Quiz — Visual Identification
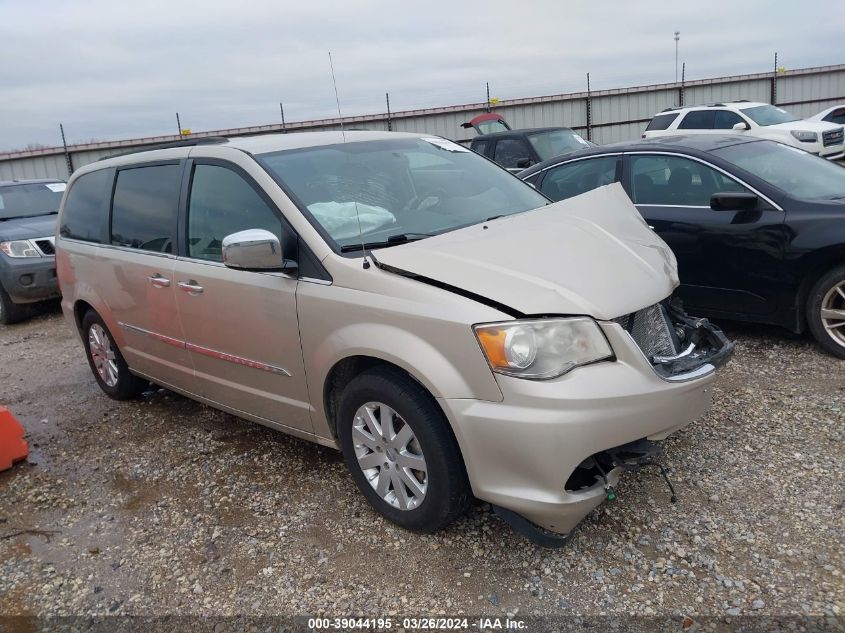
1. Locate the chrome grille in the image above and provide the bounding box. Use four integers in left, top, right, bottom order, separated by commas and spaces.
823, 127, 844, 147
614, 303, 677, 361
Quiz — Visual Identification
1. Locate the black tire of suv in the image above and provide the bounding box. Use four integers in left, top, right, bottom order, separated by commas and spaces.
806, 264, 845, 359
337, 366, 471, 533
0, 284, 28, 325
81, 310, 147, 399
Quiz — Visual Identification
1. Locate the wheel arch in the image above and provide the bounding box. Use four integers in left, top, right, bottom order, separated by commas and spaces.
323, 355, 440, 442
795, 245, 845, 332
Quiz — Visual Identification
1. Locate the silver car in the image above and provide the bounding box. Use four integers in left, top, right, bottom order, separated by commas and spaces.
56, 131, 731, 545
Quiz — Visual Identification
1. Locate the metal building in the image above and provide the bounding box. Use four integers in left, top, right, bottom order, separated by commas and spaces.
1, 63, 843, 181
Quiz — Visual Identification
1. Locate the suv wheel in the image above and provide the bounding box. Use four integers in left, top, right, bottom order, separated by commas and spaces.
81, 310, 147, 399
807, 265, 845, 359
0, 285, 27, 325
337, 366, 470, 533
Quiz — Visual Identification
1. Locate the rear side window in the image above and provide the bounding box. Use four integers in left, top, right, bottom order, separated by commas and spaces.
111, 164, 181, 253
678, 110, 716, 130
645, 113, 679, 131
60, 169, 113, 243
539, 156, 618, 201
187, 164, 282, 262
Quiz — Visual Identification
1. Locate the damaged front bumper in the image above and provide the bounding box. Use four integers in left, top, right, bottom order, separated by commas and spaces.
443, 300, 733, 548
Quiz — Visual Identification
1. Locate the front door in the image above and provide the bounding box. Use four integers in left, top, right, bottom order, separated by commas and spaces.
624, 152, 787, 316
173, 160, 312, 433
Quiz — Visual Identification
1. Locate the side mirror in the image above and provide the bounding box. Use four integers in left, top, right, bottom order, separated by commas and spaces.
732, 121, 750, 131
222, 229, 296, 272
710, 192, 758, 211
516, 158, 534, 169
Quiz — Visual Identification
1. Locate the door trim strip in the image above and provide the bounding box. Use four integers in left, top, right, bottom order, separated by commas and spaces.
118, 322, 292, 376
185, 342, 292, 376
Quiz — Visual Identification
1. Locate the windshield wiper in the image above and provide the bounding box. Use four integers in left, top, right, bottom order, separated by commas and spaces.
340, 232, 434, 253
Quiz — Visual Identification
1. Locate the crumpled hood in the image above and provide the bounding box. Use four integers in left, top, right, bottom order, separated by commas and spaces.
0, 214, 57, 241
373, 183, 679, 320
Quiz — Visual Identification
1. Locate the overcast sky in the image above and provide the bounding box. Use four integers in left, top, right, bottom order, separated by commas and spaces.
1, 0, 843, 151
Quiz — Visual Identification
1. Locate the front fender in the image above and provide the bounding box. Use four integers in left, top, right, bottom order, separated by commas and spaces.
296, 280, 505, 439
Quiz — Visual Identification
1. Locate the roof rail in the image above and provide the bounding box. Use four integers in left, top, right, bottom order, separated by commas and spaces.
660, 107, 680, 113
97, 136, 229, 161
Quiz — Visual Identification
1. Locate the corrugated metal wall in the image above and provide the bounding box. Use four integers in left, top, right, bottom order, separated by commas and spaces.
2, 64, 843, 181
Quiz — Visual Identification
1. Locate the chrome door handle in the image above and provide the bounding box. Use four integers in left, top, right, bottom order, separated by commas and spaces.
147, 274, 171, 288
177, 280, 204, 294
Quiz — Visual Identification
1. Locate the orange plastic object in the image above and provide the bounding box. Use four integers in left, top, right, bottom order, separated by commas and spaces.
0, 406, 28, 471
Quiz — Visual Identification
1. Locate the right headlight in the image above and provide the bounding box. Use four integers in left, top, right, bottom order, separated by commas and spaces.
474, 317, 613, 380
790, 130, 818, 143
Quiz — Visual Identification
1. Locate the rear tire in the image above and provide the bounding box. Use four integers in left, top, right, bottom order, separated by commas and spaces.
337, 366, 471, 533
806, 264, 845, 359
0, 285, 28, 325
81, 310, 147, 399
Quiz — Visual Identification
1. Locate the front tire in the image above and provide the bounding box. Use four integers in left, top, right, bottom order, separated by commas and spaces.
81, 310, 147, 399
0, 285, 28, 325
806, 265, 845, 359
337, 366, 470, 533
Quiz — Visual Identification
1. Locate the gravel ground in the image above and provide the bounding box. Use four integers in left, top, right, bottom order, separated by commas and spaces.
0, 306, 843, 623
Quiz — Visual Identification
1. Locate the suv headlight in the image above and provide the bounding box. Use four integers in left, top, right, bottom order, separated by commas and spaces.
790, 130, 818, 143
474, 317, 613, 380
0, 240, 42, 258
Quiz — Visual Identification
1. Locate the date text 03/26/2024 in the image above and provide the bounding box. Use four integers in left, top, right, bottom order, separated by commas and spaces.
307, 617, 528, 630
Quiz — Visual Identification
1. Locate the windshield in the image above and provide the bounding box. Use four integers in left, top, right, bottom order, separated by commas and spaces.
739, 104, 799, 127
257, 137, 548, 250
713, 140, 845, 200
527, 129, 592, 161
0, 182, 65, 220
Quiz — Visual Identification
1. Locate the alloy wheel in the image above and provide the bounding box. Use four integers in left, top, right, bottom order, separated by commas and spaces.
88, 323, 119, 387
352, 401, 428, 510
821, 281, 845, 348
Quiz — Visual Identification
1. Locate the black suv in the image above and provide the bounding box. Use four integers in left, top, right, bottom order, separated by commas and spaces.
0, 179, 65, 324
470, 127, 594, 173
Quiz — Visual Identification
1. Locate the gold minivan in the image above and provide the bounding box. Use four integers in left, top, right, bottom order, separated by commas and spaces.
56, 131, 732, 546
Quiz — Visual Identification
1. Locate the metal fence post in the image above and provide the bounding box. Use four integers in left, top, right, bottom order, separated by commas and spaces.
771, 52, 778, 105
59, 123, 73, 177
680, 62, 686, 107
486, 82, 491, 113
386, 93, 392, 131
585, 73, 592, 142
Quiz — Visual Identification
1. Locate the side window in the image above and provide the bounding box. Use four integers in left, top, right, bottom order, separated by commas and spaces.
111, 164, 181, 253
60, 169, 113, 243
645, 112, 679, 131
493, 139, 531, 169
472, 140, 489, 157
187, 164, 282, 262
714, 110, 745, 129
824, 108, 845, 125
678, 110, 716, 130
539, 156, 618, 202
630, 155, 748, 207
